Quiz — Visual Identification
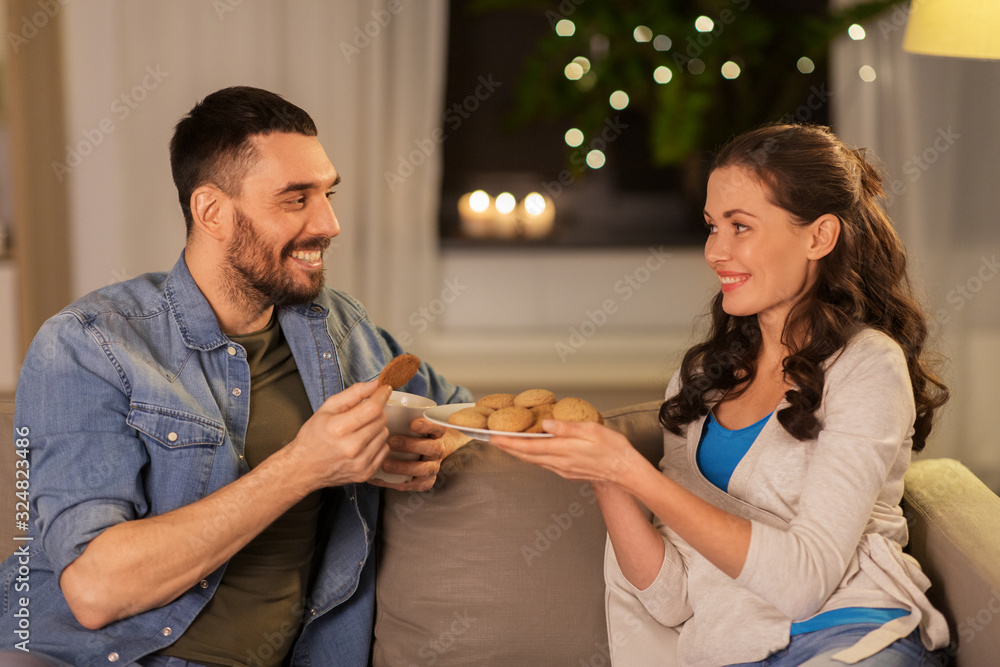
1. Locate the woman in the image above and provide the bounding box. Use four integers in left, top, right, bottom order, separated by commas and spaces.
491, 124, 950, 666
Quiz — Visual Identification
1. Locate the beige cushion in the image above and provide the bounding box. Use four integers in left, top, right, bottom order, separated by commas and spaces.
373, 401, 665, 666
903, 458, 1000, 667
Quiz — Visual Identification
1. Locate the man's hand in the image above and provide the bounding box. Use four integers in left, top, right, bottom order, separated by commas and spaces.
366, 418, 458, 492
286, 380, 393, 491
60, 379, 395, 630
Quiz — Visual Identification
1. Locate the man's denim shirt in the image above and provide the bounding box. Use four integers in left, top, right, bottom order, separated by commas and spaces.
0, 252, 470, 666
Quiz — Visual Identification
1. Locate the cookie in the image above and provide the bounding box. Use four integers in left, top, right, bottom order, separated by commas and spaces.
470, 406, 495, 416
448, 407, 489, 429
525, 403, 556, 433
532, 403, 555, 419
552, 397, 602, 423
487, 406, 535, 433
513, 388, 557, 409
476, 393, 516, 410
377, 354, 421, 389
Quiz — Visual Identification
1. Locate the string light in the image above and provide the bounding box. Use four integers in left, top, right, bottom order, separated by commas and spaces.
859, 65, 877, 82
848, 24, 866, 40
564, 62, 584, 80
586, 150, 606, 169
653, 35, 672, 51
797, 57, 815, 74
653, 66, 673, 84
633, 26, 653, 42
721, 61, 741, 79
609, 90, 629, 110
555, 19, 575, 37
564, 128, 584, 147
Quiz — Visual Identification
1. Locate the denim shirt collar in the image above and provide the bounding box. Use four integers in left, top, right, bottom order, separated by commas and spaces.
164, 250, 329, 352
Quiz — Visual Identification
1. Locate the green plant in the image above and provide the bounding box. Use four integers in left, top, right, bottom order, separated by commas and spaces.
471, 0, 903, 167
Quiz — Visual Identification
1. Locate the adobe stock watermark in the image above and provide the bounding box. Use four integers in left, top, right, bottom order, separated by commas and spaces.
778, 84, 830, 125
212, 0, 244, 20
542, 115, 629, 200
395, 276, 469, 347
955, 588, 1000, 652
875, 0, 931, 39
580, 631, 630, 667
409, 610, 477, 665
384, 74, 502, 191
928, 253, 998, 335
743, 85, 832, 169
598, 606, 660, 667
883, 127, 960, 208
544, 0, 586, 27
556, 246, 672, 363
7, 0, 71, 53
244, 617, 298, 667
240, 598, 324, 666
670, 0, 751, 74
340, 0, 411, 63
521, 482, 597, 566
918, 587, 1000, 665
389, 443, 478, 523
51, 65, 170, 183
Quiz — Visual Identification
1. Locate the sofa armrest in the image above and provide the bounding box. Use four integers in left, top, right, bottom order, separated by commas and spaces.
903, 458, 1000, 666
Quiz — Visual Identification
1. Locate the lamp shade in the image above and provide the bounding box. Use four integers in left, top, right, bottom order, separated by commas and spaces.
903, 0, 1000, 59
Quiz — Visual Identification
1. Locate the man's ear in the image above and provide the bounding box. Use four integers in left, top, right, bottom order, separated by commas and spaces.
806, 214, 841, 260
190, 185, 230, 242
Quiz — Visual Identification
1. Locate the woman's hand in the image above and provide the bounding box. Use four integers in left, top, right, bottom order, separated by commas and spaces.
489, 419, 649, 486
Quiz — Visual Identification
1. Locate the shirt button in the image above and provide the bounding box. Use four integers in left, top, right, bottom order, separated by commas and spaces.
310, 608, 318, 616
239, 454, 245, 461
167, 432, 178, 442
232, 388, 242, 397
199, 579, 209, 588
227, 346, 237, 356
322, 351, 332, 360
161, 627, 172, 637
107, 653, 119, 662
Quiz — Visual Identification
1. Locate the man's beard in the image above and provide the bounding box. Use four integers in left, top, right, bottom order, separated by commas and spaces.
222, 206, 330, 311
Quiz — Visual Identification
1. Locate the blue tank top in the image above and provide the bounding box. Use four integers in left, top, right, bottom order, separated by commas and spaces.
697, 410, 907, 635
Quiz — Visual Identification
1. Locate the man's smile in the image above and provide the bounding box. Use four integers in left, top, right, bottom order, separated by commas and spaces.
289, 249, 323, 268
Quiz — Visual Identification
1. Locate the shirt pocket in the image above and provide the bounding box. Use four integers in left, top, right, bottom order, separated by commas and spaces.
127, 403, 226, 512
127, 403, 224, 448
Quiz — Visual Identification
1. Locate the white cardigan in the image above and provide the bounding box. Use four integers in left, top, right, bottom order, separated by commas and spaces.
623, 329, 949, 666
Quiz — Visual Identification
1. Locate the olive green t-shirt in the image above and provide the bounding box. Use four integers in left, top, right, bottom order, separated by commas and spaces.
158, 313, 321, 667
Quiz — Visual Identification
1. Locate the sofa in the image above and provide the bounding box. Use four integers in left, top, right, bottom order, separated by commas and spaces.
3, 398, 1000, 666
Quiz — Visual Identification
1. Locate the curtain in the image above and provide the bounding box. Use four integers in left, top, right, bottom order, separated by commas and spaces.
60, 0, 449, 337
831, 6, 1000, 490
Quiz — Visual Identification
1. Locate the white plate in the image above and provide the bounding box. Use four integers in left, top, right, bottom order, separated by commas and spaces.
423, 403, 554, 442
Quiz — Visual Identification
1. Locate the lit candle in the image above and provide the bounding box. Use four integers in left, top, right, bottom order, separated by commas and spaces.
493, 192, 518, 238
517, 192, 555, 238
457, 190, 493, 238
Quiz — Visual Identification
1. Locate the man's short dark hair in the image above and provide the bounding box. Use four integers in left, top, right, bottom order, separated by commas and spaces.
170, 86, 318, 235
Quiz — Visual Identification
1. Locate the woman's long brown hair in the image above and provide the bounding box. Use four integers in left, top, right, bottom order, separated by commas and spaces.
660, 124, 948, 451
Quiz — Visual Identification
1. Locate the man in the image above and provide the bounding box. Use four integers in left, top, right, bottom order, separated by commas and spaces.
0, 86, 470, 666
